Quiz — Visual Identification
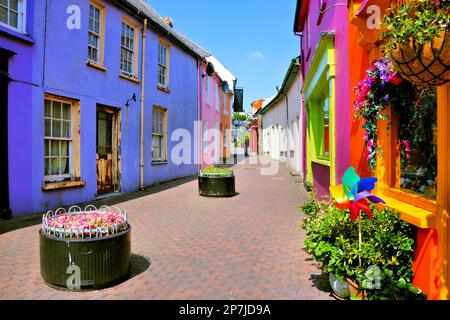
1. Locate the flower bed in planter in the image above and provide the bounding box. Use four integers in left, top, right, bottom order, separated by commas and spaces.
198, 166, 236, 197
40, 205, 131, 290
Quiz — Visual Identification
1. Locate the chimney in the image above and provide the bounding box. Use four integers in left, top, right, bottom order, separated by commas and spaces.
163, 17, 173, 28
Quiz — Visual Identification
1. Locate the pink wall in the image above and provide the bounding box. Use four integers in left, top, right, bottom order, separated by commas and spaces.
199, 62, 221, 168
299, 0, 351, 185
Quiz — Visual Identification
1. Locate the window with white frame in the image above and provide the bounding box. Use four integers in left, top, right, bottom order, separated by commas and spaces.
0, 0, 26, 33
88, 2, 103, 64
44, 98, 73, 182
120, 21, 136, 76
152, 107, 166, 162
158, 41, 169, 89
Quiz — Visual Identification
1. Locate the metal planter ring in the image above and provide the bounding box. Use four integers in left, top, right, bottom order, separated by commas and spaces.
39, 205, 131, 290
198, 173, 236, 197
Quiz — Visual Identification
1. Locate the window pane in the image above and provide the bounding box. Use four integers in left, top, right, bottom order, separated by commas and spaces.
61, 157, 70, 175
9, 12, 17, 28
0, 0, 7, 7
53, 120, 61, 138
61, 141, 69, 156
45, 100, 52, 117
45, 119, 51, 137
10, 0, 18, 11
0, 7, 6, 24
51, 140, 59, 156
45, 158, 51, 176
44, 140, 50, 156
51, 158, 58, 175
62, 104, 71, 120
62, 121, 70, 138
53, 101, 62, 119
398, 90, 437, 199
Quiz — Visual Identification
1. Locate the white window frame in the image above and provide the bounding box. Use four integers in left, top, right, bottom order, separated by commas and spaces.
152, 107, 167, 162
120, 20, 136, 76
0, 0, 26, 33
44, 97, 73, 182
88, 2, 103, 64
158, 41, 170, 89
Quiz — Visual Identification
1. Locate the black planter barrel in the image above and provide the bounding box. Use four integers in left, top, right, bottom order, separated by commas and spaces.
40, 227, 131, 289
198, 175, 236, 197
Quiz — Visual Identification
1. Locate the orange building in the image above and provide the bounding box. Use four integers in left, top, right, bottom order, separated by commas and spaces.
348, 0, 450, 300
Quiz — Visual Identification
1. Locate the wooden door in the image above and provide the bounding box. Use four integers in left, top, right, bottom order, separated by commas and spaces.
96, 110, 113, 195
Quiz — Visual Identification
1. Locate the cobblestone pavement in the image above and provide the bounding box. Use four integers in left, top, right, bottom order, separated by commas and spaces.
0, 156, 332, 300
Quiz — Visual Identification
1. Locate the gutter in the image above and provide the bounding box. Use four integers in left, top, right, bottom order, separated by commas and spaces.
115, 0, 204, 60
139, 18, 147, 191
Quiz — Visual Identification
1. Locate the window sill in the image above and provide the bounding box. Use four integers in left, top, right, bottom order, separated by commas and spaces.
118, 73, 140, 84
152, 161, 168, 166
158, 85, 170, 94
42, 180, 86, 192
377, 195, 438, 229
311, 158, 330, 167
0, 24, 34, 44
87, 60, 107, 72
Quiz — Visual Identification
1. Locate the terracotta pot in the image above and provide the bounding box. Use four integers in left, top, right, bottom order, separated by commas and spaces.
389, 31, 450, 86
347, 278, 366, 299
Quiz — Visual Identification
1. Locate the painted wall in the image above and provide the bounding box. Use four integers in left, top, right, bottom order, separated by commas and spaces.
260, 71, 303, 175
5, 0, 200, 216
199, 67, 221, 167
299, 0, 351, 188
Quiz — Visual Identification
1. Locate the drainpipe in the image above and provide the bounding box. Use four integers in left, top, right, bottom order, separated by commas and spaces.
139, 19, 147, 191
197, 59, 204, 172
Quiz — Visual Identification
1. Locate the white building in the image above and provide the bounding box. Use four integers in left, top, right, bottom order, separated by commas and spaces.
256, 57, 304, 177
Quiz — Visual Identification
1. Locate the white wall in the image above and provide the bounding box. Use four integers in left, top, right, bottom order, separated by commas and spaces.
261, 72, 303, 176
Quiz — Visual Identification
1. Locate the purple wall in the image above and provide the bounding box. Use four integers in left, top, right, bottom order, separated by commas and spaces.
312, 162, 330, 199
2, 0, 200, 216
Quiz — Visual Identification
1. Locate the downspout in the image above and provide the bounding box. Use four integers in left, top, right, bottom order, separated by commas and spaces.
197, 59, 203, 172
139, 19, 147, 191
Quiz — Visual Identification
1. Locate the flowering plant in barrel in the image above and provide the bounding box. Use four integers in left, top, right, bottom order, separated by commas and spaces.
40, 205, 131, 290
198, 166, 236, 197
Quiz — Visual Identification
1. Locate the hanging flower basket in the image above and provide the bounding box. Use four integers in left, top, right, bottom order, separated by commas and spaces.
389, 31, 450, 86
382, 1, 450, 87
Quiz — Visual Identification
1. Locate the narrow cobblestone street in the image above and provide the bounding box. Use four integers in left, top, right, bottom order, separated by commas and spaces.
0, 157, 332, 300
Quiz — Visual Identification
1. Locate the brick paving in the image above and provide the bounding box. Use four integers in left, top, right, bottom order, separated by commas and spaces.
0, 156, 332, 300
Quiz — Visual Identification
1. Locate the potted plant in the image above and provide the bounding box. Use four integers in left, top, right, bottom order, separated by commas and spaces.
382, 0, 449, 86
40, 205, 131, 290
198, 165, 236, 197
301, 168, 425, 300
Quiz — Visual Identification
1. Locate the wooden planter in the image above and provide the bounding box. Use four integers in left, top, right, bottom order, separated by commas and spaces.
389, 31, 450, 86
40, 227, 131, 290
198, 175, 236, 197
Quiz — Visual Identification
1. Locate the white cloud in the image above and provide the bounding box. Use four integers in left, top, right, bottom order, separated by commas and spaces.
247, 51, 264, 60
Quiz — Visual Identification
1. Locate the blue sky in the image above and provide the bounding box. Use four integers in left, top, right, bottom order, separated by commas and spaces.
149, 0, 300, 112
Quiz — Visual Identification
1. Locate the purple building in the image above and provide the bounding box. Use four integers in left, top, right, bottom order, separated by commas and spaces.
1, 0, 215, 217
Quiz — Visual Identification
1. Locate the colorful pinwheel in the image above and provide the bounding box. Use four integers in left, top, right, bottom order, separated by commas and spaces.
330, 167, 386, 266
330, 167, 385, 221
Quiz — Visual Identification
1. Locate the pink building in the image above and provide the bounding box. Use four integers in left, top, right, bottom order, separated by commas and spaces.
198, 56, 236, 169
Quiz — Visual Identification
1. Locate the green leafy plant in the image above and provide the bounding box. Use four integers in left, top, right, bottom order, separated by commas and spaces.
200, 165, 234, 177
382, 0, 449, 56
300, 194, 425, 300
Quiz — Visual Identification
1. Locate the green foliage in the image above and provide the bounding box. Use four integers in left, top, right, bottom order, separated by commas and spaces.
382, 0, 449, 55
232, 113, 249, 122
200, 165, 233, 177
300, 194, 425, 300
